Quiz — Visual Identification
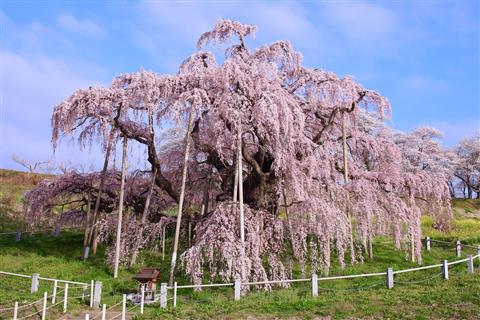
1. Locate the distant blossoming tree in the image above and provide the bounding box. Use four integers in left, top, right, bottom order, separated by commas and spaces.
24, 19, 451, 285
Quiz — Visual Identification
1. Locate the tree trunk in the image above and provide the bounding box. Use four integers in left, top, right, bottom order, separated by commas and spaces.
113, 136, 128, 279
130, 169, 157, 266
200, 167, 211, 215
342, 113, 355, 265
168, 112, 194, 286
88, 128, 115, 256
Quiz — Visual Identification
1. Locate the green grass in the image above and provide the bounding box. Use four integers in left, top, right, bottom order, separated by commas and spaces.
0, 169, 479, 319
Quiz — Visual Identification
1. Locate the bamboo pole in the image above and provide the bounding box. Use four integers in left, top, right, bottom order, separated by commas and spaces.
342, 113, 355, 264
162, 225, 166, 261
237, 116, 245, 244
233, 153, 238, 203
169, 112, 194, 286
113, 136, 128, 279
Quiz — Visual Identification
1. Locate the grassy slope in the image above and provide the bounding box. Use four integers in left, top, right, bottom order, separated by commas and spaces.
0, 169, 479, 319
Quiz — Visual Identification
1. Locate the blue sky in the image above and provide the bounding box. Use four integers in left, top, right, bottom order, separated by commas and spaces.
1, 1, 479, 171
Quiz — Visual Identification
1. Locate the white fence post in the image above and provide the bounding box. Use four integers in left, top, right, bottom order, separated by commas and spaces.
426, 237, 431, 251
85, 314, 90, 320
52, 280, 58, 304
101, 304, 106, 320
121, 294, 126, 320
90, 280, 94, 307
160, 283, 167, 308
93, 281, 102, 308
140, 284, 146, 313
234, 279, 241, 301
467, 255, 474, 273
15, 231, 21, 242
41, 291, 47, 320
311, 274, 318, 297
31, 273, 40, 293
82, 284, 88, 301
63, 283, 69, 313
83, 246, 90, 260
387, 268, 394, 289
173, 282, 177, 308
456, 240, 461, 257
13, 301, 18, 320
442, 260, 449, 280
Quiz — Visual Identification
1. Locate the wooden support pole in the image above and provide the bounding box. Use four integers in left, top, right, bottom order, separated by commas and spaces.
237, 117, 244, 244
169, 111, 194, 286
162, 226, 166, 261
113, 136, 128, 279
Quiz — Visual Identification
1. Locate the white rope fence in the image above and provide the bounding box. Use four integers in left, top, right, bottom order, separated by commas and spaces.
1, 237, 479, 317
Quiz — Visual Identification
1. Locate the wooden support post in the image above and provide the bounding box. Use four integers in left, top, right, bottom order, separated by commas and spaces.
386, 268, 394, 289
140, 284, 145, 314
234, 279, 241, 301
93, 281, 102, 308
311, 274, 318, 297
169, 111, 194, 286
456, 240, 461, 258
160, 283, 167, 308
15, 231, 21, 242
467, 255, 474, 273
63, 283, 69, 313
41, 291, 47, 320
442, 260, 449, 280
426, 237, 431, 251
31, 273, 39, 293
237, 118, 244, 245
52, 280, 58, 304
101, 304, 106, 320
121, 294, 126, 320
172, 282, 178, 308
13, 301, 18, 320
162, 226, 166, 261
85, 314, 89, 320
113, 137, 128, 279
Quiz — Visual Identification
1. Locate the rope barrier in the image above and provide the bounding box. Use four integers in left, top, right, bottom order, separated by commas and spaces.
395, 272, 443, 284
317, 281, 384, 292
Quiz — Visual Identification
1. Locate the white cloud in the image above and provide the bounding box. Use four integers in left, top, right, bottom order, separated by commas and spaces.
2, 50, 106, 169
321, 2, 398, 42
57, 14, 105, 37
